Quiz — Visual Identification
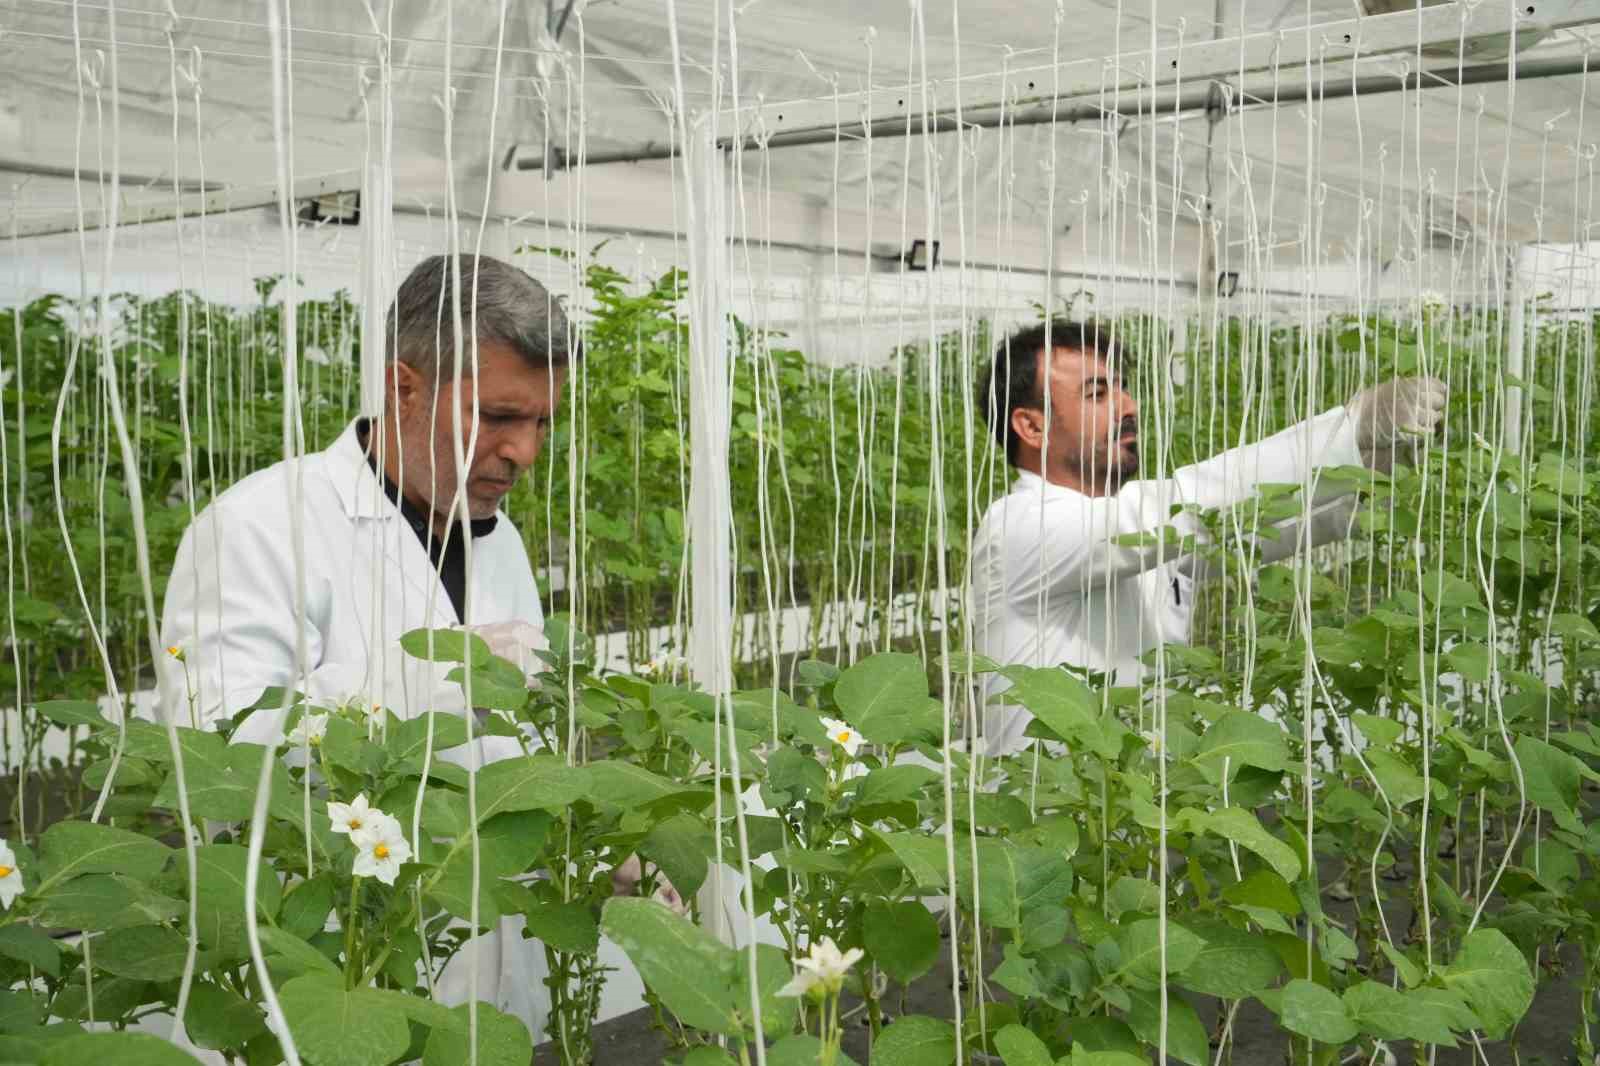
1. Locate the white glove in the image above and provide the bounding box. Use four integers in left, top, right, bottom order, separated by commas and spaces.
465, 620, 548, 675
1349, 376, 1447, 471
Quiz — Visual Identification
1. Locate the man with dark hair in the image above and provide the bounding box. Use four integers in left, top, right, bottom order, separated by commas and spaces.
970, 318, 1446, 754
159, 252, 576, 734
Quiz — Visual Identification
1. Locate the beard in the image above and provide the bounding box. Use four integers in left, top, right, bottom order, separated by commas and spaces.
1068, 417, 1140, 491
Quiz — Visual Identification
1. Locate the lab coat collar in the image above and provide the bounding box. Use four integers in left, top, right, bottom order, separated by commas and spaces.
326, 419, 397, 521
1012, 468, 1080, 499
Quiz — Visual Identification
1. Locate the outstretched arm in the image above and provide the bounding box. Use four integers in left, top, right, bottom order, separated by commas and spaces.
980, 406, 1363, 604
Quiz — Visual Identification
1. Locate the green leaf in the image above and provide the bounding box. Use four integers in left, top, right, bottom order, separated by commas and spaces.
1547, 612, 1600, 643
278, 874, 337, 941
1192, 711, 1288, 774
769, 1034, 860, 1066
152, 743, 302, 824
258, 927, 341, 979
384, 712, 471, 763
878, 831, 954, 891
1195, 807, 1302, 882
190, 844, 283, 956
422, 1002, 533, 1066
997, 666, 1117, 759
601, 897, 738, 1036
1115, 920, 1205, 987
1378, 942, 1421, 988
640, 813, 716, 899
0, 924, 62, 976
277, 975, 412, 1066
855, 765, 940, 806
1277, 979, 1358, 1046
1440, 928, 1534, 1039
1126, 988, 1209, 1066
1350, 713, 1403, 748
1365, 751, 1427, 808
834, 653, 936, 746
1407, 987, 1480, 1033
33, 874, 184, 931
732, 942, 802, 1040
39, 821, 171, 883
400, 627, 492, 666
992, 1024, 1054, 1066
582, 761, 706, 812
991, 943, 1045, 999
864, 900, 940, 985
0, 989, 42, 1031
1177, 922, 1282, 999
475, 756, 590, 820
89, 925, 191, 981
428, 810, 553, 926
40, 1032, 203, 1066
519, 899, 600, 955
183, 981, 268, 1051
1512, 736, 1589, 830
677, 1049, 738, 1066
1066, 1047, 1148, 1066
1422, 572, 1483, 611
870, 1015, 956, 1066
33, 701, 107, 729
962, 839, 1073, 930
1342, 981, 1456, 1045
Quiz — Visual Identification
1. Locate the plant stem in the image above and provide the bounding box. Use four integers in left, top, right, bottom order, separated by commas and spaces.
345, 875, 363, 987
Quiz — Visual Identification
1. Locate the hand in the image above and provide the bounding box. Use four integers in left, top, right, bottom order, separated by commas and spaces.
465, 620, 548, 674
611, 854, 689, 916
1349, 376, 1447, 471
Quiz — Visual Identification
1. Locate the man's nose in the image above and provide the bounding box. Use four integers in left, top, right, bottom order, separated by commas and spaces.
1119, 389, 1139, 421
499, 423, 545, 470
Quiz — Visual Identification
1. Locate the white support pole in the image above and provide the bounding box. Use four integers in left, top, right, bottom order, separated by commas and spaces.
1506, 246, 1527, 456
684, 116, 733, 698
359, 162, 395, 417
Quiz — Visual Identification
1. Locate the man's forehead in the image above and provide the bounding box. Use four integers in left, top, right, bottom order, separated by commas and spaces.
1042, 344, 1120, 384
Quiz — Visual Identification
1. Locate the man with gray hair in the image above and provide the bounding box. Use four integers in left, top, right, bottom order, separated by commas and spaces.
156, 253, 576, 1048
159, 252, 575, 737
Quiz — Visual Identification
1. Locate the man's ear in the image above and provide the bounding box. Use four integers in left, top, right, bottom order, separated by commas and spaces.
1010, 406, 1046, 450
385, 361, 428, 415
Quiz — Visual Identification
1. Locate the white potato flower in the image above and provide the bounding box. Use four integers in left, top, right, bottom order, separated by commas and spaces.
350, 813, 412, 885
819, 717, 862, 758
286, 713, 328, 748
777, 936, 864, 998
0, 840, 22, 909
327, 793, 375, 836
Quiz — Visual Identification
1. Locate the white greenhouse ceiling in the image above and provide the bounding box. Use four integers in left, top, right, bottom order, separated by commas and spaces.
3, 0, 1600, 297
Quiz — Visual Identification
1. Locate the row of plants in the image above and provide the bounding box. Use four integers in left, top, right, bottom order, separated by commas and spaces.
0, 507, 1592, 1066
1, 263, 1597, 1064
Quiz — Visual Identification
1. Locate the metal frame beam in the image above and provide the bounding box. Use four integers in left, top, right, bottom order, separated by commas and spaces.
510, 1, 1600, 171
0, 158, 219, 194
7, 169, 360, 241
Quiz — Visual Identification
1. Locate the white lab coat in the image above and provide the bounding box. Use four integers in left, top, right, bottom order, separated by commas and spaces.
969, 406, 1364, 754
156, 418, 549, 1037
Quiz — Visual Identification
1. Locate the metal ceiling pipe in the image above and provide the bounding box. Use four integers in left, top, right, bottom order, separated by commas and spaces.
0, 157, 220, 193
512, 52, 1598, 172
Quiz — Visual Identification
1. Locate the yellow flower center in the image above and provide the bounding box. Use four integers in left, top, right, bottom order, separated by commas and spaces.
0, 865, 12, 879
348, 818, 362, 831
166, 646, 179, 656
373, 843, 390, 860
837, 731, 852, 744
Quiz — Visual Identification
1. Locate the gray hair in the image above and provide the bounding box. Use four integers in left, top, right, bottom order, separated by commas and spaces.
385, 253, 577, 380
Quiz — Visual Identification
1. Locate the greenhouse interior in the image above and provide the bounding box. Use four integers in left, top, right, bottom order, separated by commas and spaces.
4, 0, 1600, 1064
